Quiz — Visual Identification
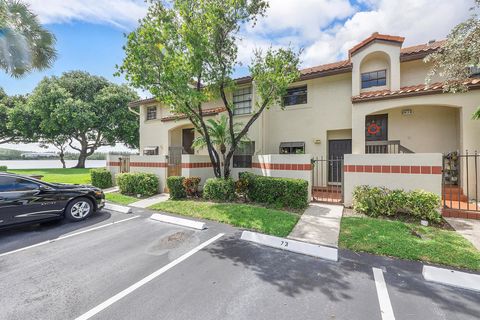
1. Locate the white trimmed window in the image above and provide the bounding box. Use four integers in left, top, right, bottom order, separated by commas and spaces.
146, 106, 157, 120
233, 87, 252, 115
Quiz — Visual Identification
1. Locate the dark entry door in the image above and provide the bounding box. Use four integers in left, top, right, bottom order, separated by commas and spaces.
365, 114, 388, 141
182, 128, 195, 154
328, 139, 352, 183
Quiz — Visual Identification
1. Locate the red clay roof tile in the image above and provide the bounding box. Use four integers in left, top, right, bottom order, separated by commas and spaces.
349, 32, 405, 57
352, 79, 480, 102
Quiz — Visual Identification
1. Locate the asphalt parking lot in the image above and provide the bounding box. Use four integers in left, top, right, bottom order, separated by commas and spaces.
0, 208, 479, 320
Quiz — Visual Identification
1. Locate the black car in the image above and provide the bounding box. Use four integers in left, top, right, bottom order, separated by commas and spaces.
0, 172, 105, 228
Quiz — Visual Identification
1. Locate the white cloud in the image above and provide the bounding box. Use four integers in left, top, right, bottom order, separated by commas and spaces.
239, 0, 475, 69
24, 0, 148, 29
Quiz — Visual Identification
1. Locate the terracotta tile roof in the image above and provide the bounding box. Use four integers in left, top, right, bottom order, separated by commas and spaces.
352, 79, 480, 102
129, 97, 158, 107
129, 36, 448, 107
349, 32, 405, 57
400, 40, 446, 55
300, 60, 352, 77
160, 107, 226, 122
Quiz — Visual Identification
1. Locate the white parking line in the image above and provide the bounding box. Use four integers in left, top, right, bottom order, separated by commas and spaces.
372, 267, 396, 320
75, 233, 224, 320
0, 215, 140, 258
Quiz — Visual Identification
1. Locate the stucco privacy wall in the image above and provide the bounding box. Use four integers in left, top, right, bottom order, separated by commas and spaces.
343, 153, 443, 206
181, 155, 215, 187
107, 154, 168, 192
253, 154, 313, 199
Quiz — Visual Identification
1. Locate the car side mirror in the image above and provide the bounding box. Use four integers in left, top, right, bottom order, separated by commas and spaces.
39, 185, 52, 191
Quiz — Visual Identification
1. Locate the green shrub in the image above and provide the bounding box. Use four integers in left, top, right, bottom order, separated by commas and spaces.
203, 178, 235, 202
249, 175, 308, 209
167, 176, 186, 199
0, 166, 7, 172
182, 177, 201, 197
90, 169, 113, 189
353, 185, 441, 221
353, 186, 401, 217
117, 172, 159, 197
405, 190, 442, 222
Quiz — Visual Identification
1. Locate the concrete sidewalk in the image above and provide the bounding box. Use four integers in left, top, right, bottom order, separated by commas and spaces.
445, 217, 480, 251
288, 203, 343, 247
130, 193, 169, 209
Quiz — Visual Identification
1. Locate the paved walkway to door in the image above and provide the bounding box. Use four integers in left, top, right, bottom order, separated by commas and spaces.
288, 203, 343, 247
445, 217, 480, 251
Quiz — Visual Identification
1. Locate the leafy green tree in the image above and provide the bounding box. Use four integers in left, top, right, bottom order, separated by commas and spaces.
20, 71, 139, 168
0, 87, 27, 144
425, 0, 480, 118
118, 0, 300, 178
0, 0, 57, 77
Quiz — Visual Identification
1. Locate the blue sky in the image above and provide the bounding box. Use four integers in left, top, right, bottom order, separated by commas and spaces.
1, 0, 476, 97
0, 0, 476, 152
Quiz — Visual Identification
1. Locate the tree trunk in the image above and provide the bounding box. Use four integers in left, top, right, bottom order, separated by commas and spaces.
75, 153, 87, 168
59, 152, 66, 168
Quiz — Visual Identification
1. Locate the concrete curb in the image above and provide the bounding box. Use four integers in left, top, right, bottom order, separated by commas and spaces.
240, 231, 338, 261
104, 202, 132, 214
422, 265, 480, 292
150, 213, 206, 230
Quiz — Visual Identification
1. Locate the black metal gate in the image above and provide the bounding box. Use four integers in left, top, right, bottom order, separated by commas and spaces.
312, 157, 344, 203
442, 151, 479, 212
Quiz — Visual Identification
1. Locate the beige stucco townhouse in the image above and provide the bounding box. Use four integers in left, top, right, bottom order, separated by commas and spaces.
121, 33, 480, 217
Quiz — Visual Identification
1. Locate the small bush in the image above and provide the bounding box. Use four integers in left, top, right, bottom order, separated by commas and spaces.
353, 185, 441, 221
182, 177, 201, 197
167, 176, 186, 199
0, 166, 7, 172
405, 190, 442, 222
235, 178, 249, 201
117, 172, 159, 197
90, 169, 113, 189
249, 175, 308, 209
203, 178, 235, 202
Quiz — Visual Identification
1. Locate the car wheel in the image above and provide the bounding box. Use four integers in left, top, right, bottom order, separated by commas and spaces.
65, 197, 93, 222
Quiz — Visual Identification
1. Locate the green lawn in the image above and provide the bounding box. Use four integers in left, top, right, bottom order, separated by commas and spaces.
151, 200, 299, 237
105, 192, 139, 205
339, 216, 480, 271
10, 168, 92, 185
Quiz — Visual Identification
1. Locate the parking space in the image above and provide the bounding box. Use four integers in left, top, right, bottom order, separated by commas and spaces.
0, 208, 479, 320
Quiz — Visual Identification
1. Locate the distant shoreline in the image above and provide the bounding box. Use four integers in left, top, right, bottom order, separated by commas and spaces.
0, 160, 106, 170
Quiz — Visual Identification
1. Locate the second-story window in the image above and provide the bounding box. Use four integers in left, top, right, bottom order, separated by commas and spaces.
146, 106, 157, 120
361, 70, 387, 89
283, 86, 307, 106
233, 87, 252, 115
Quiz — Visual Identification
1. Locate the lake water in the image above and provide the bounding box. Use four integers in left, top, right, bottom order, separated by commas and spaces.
0, 160, 106, 170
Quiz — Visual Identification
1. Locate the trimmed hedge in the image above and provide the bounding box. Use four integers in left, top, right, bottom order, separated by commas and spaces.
90, 169, 113, 189
244, 173, 309, 209
167, 176, 187, 199
353, 185, 441, 221
0, 166, 7, 172
203, 178, 235, 202
116, 172, 159, 197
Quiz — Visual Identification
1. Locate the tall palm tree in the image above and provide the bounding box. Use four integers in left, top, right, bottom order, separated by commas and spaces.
0, 0, 56, 77
192, 114, 249, 164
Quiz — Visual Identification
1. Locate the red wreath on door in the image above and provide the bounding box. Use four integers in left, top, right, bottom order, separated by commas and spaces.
367, 123, 381, 135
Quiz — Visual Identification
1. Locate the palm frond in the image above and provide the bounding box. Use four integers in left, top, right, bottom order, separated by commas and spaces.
0, 0, 57, 77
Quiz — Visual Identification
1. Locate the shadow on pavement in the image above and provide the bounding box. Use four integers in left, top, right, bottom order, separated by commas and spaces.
0, 210, 113, 254
205, 234, 480, 318
205, 234, 360, 301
